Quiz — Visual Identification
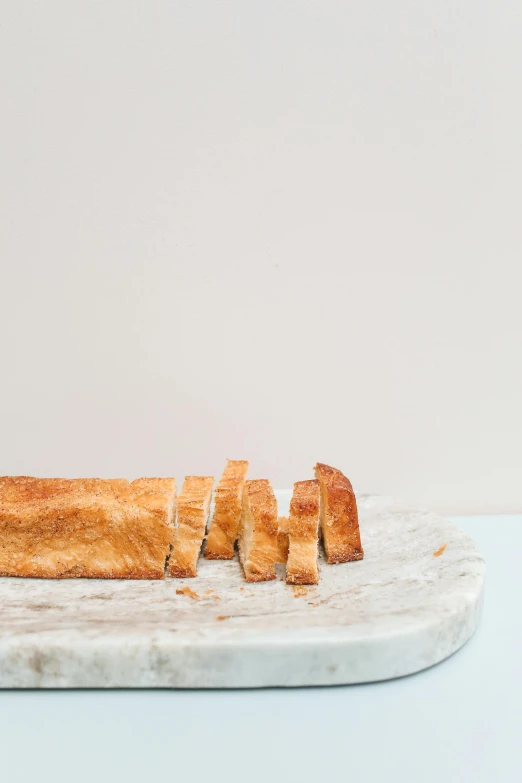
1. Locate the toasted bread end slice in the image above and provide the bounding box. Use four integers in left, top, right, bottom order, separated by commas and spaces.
315, 463, 363, 564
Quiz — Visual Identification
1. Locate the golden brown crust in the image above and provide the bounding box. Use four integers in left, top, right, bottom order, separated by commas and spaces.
0, 476, 177, 579
168, 476, 214, 578
314, 463, 363, 564
238, 479, 279, 582
204, 460, 248, 559
286, 480, 320, 585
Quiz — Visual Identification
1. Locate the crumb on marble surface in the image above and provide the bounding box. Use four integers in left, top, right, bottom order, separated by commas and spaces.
433, 543, 447, 557
176, 586, 199, 600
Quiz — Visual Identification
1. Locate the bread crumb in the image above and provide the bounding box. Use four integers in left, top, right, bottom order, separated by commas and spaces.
176, 586, 199, 600
292, 586, 308, 597
204, 589, 214, 595
240, 587, 245, 592
212, 595, 221, 601
216, 615, 229, 621
433, 543, 447, 557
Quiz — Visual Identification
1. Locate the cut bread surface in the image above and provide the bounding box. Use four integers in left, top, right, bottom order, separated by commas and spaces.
204, 459, 248, 560
276, 515, 289, 564
286, 479, 320, 585
169, 475, 214, 578
238, 479, 279, 582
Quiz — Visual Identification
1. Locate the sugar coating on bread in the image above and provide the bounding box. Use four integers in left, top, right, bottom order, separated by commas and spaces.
204, 460, 248, 560
314, 463, 363, 564
286, 479, 320, 585
238, 479, 279, 582
169, 476, 214, 578
0, 476, 177, 579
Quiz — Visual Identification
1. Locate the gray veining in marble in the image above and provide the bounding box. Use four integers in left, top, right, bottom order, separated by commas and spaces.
0, 493, 485, 688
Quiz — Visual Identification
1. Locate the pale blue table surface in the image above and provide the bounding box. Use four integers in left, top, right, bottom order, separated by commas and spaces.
0, 515, 520, 783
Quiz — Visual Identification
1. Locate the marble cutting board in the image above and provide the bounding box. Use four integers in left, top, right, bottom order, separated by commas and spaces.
0, 493, 485, 688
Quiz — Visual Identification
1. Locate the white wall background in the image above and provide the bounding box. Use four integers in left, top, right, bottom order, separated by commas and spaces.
1, 1, 521, 514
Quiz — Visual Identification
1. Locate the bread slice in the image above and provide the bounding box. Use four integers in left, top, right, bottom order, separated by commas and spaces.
204, 459, 249, 559
169, 476, 214, 578
286, 479, 320, 584
276, 515, 289, 563
238, 479, 279, 582
314, 463, 363, 564
0, 476, 177, 579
